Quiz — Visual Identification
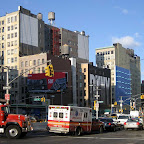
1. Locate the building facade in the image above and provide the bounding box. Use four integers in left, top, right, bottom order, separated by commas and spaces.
81, 63, 111, 112
95, 43, 141, 110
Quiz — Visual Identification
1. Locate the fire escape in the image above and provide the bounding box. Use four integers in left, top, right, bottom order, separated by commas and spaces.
52, 27, 60, 56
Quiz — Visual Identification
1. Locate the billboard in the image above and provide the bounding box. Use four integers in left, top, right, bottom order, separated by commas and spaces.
115, 66, 131, 104
27, 72, 66, 93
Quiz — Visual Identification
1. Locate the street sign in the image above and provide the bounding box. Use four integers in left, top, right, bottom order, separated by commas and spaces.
34, 98, 41, 101
98, 101, 103, 103
5, 94, 10, 100
3, 86, 11, 90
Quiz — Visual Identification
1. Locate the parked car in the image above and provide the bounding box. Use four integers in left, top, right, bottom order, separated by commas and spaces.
124, 118, 143, 130
117, 115, 131, 126
99, 117, 117, 131
91, 118, 105, 133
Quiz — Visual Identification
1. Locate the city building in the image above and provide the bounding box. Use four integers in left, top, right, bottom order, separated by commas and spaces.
81, 63, 111, 113
0, 6, 89, 110
95, 43, 141, 111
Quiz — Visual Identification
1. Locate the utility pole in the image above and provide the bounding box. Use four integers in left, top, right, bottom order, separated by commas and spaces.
119, 96, 123, 114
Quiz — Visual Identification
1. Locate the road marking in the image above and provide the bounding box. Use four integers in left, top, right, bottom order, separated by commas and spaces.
49, 136, 144, 141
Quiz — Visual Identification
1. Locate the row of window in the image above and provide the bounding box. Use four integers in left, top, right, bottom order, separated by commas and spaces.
7, 57, 17, 64
21, 59, 45, 67
0, 24, 17, 33
21, 67, 45, 74
7, 48, 17, 55
7, 16, 17, 24
0, 32, 17, 41
97, 51, 114, 56
7, 40, 17, 47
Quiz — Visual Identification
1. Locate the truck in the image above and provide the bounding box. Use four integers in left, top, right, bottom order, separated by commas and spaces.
47, 105, 104, 135
130, 111, 139, 118
0, 99, 33, 139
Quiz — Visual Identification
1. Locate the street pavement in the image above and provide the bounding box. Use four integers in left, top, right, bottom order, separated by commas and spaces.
1, 123, 144, 144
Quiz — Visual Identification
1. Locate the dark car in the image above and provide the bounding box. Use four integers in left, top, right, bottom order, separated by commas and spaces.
91, 118, 105, 133
99, 117, 116, 131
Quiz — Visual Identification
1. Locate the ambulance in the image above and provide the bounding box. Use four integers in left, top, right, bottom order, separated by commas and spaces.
47, 105, 92, 135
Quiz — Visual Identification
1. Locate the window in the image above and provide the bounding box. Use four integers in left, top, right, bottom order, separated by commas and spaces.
15, 32, 17, 37
15, 24, 17, 29
15, 40, 17, 46
7, 42, 10, 47
53, 112, 58, 118
42, 59, 44, 64
14, 49, 17, 54
84, 68, 86, 72
111, 51, 113, 54
0, 28, 1, 33
11, 41, 13, 46
29, 60, 32, 66
7, 26, 10, 31
21, 62, 24, 67
7, 34, 10, 39
11, 17, 14, 23
2, 27, 4, 32
37, 59, 40, 65
15, 16, 17, 21
15, 66, 17, 69
11, 49, 14, 55
84, 75, 86, 79
2, 35, 4, 40
7, 50, 10, 55
25, 61, 28, 67
59, 113, 63, 118
11, 33, 13, 38
2, 21, 4, 25
7, 58, 10, 64
42, 67, 45, 73
80, 83, 82, 87
15, 57, 17, 62
84, 112, 88, 118
33, 60, 36, 65
38, 67, 40, 73
11, 26, 14, 31
2, 43, 4, 48
15, 82, 17, 88
11, 58, 14, 63
7, 18, 10, 23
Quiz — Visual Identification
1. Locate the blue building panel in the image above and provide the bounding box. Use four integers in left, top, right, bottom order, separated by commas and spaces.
115, 66, 131, 104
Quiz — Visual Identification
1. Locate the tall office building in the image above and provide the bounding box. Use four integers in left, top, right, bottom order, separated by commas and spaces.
95, 43, 141, 110
0, 6, 89, 108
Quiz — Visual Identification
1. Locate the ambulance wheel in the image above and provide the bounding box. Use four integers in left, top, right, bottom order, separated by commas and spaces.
75, 127, 81, 136
6, 125, 21, 139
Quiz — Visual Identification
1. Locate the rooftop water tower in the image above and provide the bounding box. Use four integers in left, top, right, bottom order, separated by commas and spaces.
48, 12, 55, 25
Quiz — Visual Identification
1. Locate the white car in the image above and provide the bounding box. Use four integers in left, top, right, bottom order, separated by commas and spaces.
117, 115, 131, 125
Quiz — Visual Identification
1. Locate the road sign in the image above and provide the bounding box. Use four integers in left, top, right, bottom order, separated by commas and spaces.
34, 98, 41, 101
5, 94, 10, 100
98, 101, 103, 103
3, 86, 11, 90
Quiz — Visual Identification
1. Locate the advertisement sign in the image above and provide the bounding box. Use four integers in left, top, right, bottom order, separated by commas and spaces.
27, 72, 66, 93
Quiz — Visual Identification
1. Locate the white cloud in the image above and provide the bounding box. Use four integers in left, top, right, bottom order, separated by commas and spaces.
112, 36, 140, 48
114, 6, 129, 15
122, 9, 128, 14
134, 32, 140, 38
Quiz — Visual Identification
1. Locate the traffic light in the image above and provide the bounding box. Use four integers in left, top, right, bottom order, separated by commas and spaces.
41, 97, 45, 102
45, 64, 54, 77
49, 64, 54, 77
114, 102, 117, 106
94, 100, 96, 110
45, 66, 50, 76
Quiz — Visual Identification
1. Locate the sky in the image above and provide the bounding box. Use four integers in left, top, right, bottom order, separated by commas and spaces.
1, 0, 144, 80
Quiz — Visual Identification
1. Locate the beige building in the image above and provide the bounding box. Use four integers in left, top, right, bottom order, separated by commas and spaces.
95, 43, 141, 109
